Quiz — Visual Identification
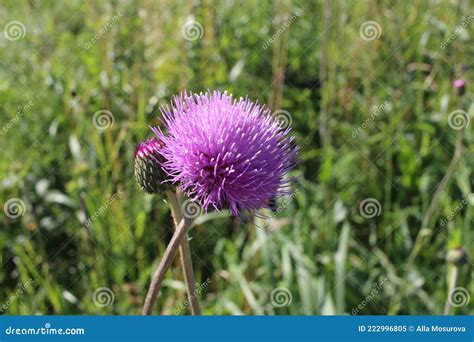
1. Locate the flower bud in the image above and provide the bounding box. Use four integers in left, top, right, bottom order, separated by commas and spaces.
453, 79, 466, 96
134, 138, 171, 194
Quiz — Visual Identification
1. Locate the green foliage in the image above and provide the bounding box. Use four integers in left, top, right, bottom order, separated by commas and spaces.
0, 0, 472, 315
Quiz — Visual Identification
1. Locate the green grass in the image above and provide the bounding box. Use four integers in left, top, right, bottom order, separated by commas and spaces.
1, 0, 473, 315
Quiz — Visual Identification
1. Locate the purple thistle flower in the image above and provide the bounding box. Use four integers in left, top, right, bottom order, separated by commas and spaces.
152, 91, 298, 217
453, 79, 465, 89
453, 79, 466, 96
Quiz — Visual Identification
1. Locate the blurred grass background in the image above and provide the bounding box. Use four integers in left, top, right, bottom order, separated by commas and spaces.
0, 0, 473, 315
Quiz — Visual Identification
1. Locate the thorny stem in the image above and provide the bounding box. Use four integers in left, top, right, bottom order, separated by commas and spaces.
166, 190, 201, 315
142, 216, 193, 315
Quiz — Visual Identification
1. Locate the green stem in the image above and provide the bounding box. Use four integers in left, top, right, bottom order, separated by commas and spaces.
142, 216, 193, 315
443, 264, 459, 315
166, 190, 201, 315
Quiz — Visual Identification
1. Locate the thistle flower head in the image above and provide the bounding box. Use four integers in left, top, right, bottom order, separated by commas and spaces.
134, 137, 171, 194
152, 91, 298, 217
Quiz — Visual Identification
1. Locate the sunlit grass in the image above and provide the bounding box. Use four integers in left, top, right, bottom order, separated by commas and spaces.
0, 0, 472, 315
